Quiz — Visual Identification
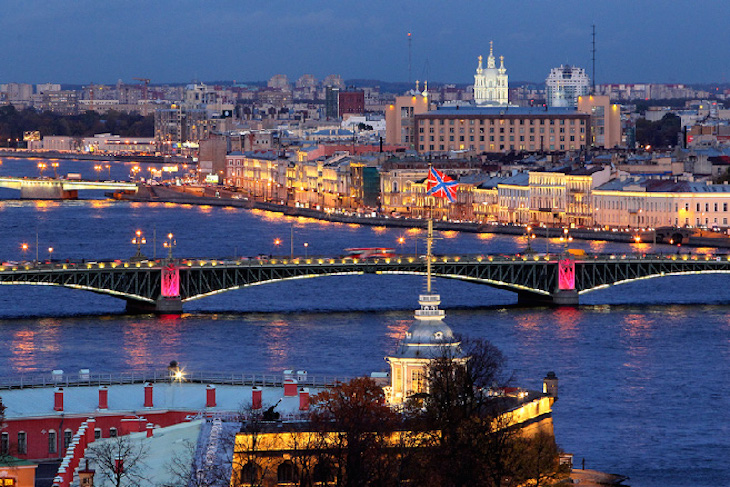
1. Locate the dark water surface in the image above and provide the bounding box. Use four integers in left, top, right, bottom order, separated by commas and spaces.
0, 158, 728, 486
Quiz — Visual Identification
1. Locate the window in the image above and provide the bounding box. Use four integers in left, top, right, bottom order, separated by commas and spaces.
94, 429, 102, 440
109, 428, 118, 438
48, 430, 57, 454
17, 432, 26, 455
63, 430, 73, 450
715, 203, 719, 212
411, 369, 424, 392
1, 433, 8, 455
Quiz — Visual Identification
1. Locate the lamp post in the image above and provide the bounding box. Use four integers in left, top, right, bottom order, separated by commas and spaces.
51, 162, 59, 179
47, 247, 54, 262
104, 164, 111, 180
94, 164, 102, 181
37, 162, 47, 177
273, 238, 281, 257
131, 230, 147, 261
397, 236, 406, 254
163, 233, 176, 260
20, 242, 28, 261
303, 242, 309, 258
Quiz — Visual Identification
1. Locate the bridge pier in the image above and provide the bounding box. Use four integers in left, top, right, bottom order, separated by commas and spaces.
125, 297, 183, 314
517, 290, 579, 307
20, 184, 78, 200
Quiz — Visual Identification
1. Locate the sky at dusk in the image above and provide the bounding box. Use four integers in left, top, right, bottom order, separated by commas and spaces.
1, 0, 728, 86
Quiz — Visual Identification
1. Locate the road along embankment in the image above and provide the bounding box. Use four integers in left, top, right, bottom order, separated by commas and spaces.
118, 185, 730, 249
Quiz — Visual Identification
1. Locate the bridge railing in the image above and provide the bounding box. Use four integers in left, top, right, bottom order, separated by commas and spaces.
0, 370, 353, 390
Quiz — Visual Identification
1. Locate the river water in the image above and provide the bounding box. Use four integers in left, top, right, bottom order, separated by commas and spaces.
0, 157, 728, 486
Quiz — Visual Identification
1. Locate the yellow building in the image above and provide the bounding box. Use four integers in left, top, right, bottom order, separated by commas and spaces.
577, 95, 622, 149
385, 89, 432, 147
593, 178, 730, 229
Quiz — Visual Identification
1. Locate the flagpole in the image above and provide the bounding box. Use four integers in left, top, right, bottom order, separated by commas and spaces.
427, 161, 433, 294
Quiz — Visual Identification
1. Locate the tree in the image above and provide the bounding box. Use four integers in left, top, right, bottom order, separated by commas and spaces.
309, 377, 399, 487
416, 337, 529, 487
85, 435, 148, 487
163, 434, 235, 487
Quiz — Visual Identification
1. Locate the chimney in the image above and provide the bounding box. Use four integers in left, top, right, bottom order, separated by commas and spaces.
86, 417, 96, 444
543, 371, 559, 399
206, 384, 216, 408
144, 382, 153, 408
146, 423, 154, 438
252, 387, 262, 410
284, 378, 298, 397
299, 388, 310, 411
98, 386, 108, 410
54, 387, 64, 411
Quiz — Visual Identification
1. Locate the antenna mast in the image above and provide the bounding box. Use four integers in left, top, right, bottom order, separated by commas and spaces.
591, 24, 596, 95
408, 32, 413, 85
426, 161, 433, 294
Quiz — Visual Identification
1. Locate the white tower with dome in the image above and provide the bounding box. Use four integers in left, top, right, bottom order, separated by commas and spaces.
385, 217, 465, 405
473, 41, 509, 106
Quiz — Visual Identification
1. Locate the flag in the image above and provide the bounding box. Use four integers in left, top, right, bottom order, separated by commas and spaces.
426, 167, 459, 202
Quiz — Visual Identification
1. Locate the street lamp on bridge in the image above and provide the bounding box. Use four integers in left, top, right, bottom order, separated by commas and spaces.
47, 247, 54, 262
20, 242, 28, 260
131, 230, 147, 261
163, 233, 177, 260
37, 162, 47, 177
51, 162, 59, 179
303, 242, 309, 258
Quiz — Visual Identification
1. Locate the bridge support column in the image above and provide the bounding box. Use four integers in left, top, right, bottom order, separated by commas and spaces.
125, 297, 183, 314
517, 290, 579, 306
20, 184, 78, 199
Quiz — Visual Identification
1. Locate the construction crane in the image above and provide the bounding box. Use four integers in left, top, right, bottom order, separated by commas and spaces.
133, 77, 151, 101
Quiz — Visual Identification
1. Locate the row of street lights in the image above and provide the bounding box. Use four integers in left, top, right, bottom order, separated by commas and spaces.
19, 242, 54, 261
131, 230, 176, 261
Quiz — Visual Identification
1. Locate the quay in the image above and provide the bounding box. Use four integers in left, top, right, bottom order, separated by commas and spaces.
121, 184, 730, 249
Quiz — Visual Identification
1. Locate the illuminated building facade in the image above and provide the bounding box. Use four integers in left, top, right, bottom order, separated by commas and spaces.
576, 95, 622, 149
413, 107, 590, 154
593, 178, 730, 229
473, 41, 508, 106
546, 65, 590, 108
384, 90, 432, 146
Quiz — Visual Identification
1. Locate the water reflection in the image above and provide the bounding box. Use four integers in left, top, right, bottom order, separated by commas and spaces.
264, 319, 291, 370
123, 318, 182, 369
385, 319, 410, 341
553, 307, 581, 340
10, 330, 37, 371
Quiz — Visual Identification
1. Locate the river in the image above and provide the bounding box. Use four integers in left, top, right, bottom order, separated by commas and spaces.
0, 157, 728, 486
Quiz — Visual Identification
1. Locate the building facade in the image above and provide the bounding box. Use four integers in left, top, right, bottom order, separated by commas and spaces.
473, 41, 508, 106
546, 65, 590, 108
413, 107, 590, 153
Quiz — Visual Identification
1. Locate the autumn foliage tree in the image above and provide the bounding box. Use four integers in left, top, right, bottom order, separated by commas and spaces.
309, 377, 399, 487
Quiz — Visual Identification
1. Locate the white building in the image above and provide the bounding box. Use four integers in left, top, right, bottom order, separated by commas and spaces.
546, 65, 590, 108
473, 41, 508, 106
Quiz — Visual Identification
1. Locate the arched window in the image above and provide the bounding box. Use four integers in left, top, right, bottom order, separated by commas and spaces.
313, 460, 335, 484
277, 460, 296, 484
48, 430, 57, 454
63, 429, 73, 450
239, 462, 262, 486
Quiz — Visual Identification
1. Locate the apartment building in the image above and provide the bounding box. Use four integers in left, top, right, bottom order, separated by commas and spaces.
413, 107, 590, 154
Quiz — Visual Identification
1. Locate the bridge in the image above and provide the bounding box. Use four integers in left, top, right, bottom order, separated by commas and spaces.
1, 253, 730, 312
0, 177, 138, 199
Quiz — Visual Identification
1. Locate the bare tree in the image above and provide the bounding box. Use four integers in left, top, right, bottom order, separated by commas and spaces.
85, 435, 149, 487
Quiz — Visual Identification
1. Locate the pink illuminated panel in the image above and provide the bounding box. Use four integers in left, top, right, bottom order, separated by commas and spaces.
558, 259, 575, 290
161, 265, 180, 297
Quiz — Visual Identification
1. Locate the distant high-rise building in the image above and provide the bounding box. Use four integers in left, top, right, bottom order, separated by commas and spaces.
325, 87, 340, 119
295, 74, 317, 89
267, 74, 291, 91
546, 65, 590, 108
473, 41, 508, 106
323, 74, 344, 89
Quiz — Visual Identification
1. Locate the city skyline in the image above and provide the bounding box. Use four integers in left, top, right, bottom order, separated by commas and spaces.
1, 0, 729, 86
